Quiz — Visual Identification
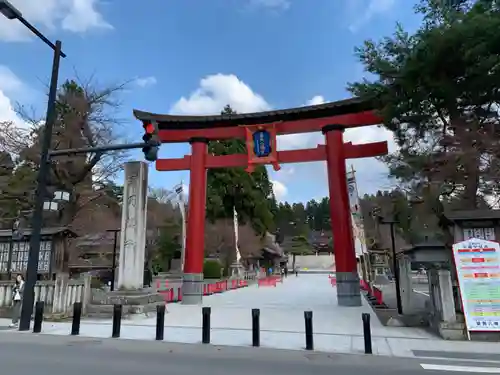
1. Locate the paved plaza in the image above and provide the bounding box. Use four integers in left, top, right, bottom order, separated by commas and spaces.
3, 274, 500, 359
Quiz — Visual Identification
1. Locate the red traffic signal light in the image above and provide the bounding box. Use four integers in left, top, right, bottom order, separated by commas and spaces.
144, 122, 155, 134
142, 121, 160, 162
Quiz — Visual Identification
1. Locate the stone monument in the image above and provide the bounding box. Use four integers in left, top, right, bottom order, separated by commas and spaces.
117, 161, 148, 289
87, 161, 164, 318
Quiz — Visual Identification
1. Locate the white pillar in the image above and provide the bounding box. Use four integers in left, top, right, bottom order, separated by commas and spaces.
117, 161, 148, 290
438, 270, 456, 323
399, 256, 413, 314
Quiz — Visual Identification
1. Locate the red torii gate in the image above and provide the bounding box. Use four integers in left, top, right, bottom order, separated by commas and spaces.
133, 97, 387, 306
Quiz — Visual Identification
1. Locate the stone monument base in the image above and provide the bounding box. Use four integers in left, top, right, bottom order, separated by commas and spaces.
336, 271, 362, 307
87, 288, 165, 319
163, 270, 183, 280
154, 270, 183, 282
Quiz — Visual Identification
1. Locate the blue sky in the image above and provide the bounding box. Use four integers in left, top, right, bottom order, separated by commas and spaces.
0, 0, 423, 203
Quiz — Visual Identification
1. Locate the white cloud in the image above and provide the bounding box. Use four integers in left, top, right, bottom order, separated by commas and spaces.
273, 94, 396, 199
0, 0, 112, 42
306, 95, 326, 106
135, 76, 157, 88
0, 66, 24, 93
171, 74, 270, 115
0, 66, 29, 128
277, 95, 396, 153
271, 180, 287, 201
169, 74, 395, 201
348, 0, 396, 32
249, 0, 290, 11
61, 0, 112, 33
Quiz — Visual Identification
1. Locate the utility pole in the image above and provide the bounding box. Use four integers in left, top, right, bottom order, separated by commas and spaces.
106, 229, 120, 292
0, 0, 67, 332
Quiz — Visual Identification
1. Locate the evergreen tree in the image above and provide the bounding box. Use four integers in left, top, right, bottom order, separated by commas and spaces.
348, 0, 500, 241
206, 105, 275, 235
154, 221, 182, 272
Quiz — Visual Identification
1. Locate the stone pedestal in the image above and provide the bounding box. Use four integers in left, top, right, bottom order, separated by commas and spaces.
230, 261, 245, 277
87, 288, 164, 318
336, 271, 362, 307
118, 161, 148, 290
182, 273, 204, 304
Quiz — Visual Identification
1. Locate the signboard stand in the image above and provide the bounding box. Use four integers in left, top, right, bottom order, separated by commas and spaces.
452, 238, 500, 337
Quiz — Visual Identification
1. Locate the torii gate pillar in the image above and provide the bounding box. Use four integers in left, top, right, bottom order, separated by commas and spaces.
323, 125, 361, 306
181, 138, 208, 304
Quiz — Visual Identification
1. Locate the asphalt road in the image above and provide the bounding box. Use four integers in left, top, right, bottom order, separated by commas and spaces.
0, 331, 496, 375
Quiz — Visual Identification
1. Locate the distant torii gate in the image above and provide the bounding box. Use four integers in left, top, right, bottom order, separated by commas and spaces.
133, 98, 387, 307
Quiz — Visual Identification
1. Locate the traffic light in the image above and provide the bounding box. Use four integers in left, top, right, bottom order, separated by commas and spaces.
142, 121, 160, 161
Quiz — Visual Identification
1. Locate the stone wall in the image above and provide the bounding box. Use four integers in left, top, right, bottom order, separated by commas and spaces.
0, 274, 91, 318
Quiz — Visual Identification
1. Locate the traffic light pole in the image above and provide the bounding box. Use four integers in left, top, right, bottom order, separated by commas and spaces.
48, 142, 149, 157
19, 40, 62, 331
20, 140, 153, 330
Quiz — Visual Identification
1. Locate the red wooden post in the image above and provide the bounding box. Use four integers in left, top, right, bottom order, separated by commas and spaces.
182, 138, 208, 304
323, 125, 361, 306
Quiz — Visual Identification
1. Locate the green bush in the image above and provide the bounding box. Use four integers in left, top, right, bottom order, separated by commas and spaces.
90, 277, 105, 289
203, 260, 223, 279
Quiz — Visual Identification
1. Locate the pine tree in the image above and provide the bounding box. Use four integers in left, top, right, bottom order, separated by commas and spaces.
206, 105, 276, 235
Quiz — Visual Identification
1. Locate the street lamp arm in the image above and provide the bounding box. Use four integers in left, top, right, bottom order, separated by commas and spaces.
16, 16, 66, 57
0, 0, 66, 57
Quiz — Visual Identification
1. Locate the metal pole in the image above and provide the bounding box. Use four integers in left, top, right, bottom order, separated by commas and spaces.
109, 230, 119, 292
19, 40, 62, 331
390, 222, 403, 315
178, 198, 186, 271
48, 142, 149, 158
17, 17, 66, 57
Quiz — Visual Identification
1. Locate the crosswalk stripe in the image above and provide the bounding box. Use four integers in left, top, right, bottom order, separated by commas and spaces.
413, 289, 430, 296
420, 364, 500, 373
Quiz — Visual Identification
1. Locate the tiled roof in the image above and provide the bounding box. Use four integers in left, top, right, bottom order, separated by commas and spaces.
133, 97, 375, 129
0, 226, 77, 238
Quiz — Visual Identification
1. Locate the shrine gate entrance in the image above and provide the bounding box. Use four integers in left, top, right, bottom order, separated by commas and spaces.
134, 98, 387, 307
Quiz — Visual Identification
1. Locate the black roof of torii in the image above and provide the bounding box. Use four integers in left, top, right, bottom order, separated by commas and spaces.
133, 97, 375, 130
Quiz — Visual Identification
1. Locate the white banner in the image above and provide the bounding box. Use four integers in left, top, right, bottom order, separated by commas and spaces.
346, 171, 361, 220
452, 238, 500, 332
346, 168, 368, 257
233, 206, 241, 263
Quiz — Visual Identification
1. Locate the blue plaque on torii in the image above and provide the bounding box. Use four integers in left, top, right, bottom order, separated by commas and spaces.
252, 130, 271, 157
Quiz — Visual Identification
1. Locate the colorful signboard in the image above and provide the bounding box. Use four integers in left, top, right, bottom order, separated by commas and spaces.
452, 238, 500, 331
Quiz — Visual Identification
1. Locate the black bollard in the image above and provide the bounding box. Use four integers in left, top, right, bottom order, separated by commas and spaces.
252, 308, 260, 347
33, 301, 44, 333
71, 302, 82, 336
202, 307, 211, 344
304, 311, 313, 350
156, 304, 166, 341
111, 304, 122, 338
362, 313, 372, 354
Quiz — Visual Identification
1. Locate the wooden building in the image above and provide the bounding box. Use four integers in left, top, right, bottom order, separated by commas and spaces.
0, 227, 77, 280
